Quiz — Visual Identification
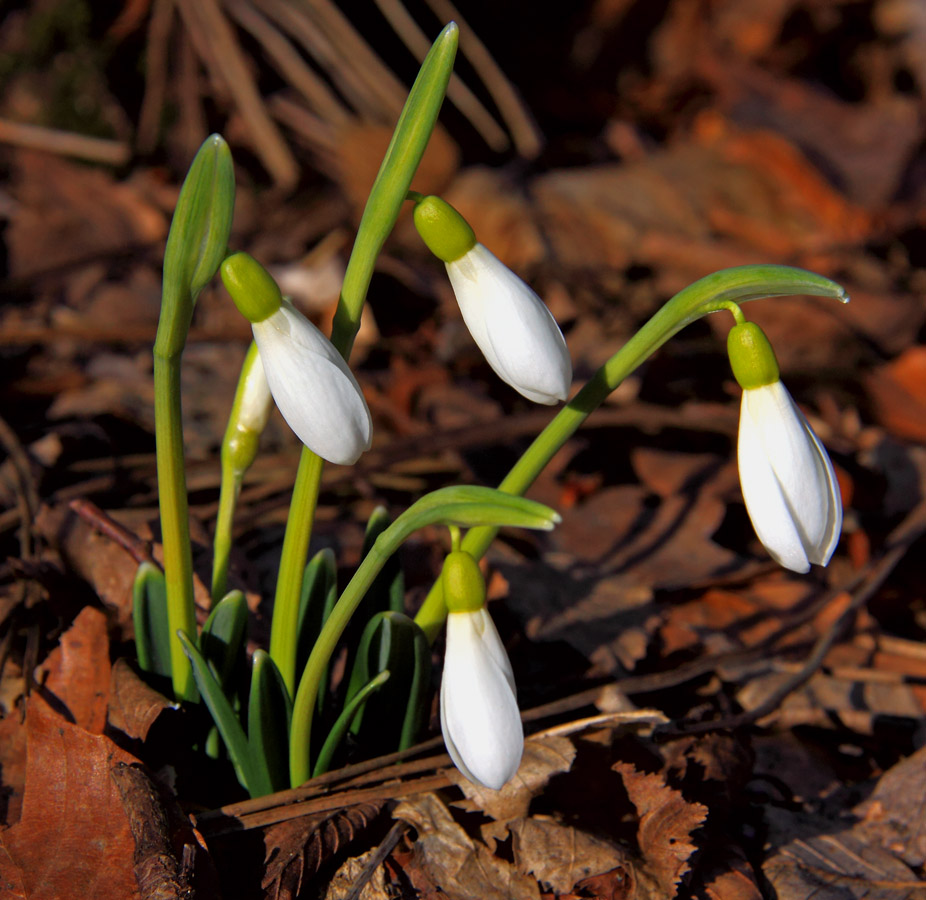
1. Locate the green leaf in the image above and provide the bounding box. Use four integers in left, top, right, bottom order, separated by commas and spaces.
201, 589, 248, 689
132, 562, 171, 679
344, 612, 431, 754
362, 506, 405, 613
296, 548, 337, 681
312, 670, 391, 777
248, 650, 292, 794
179, 631, 272, 798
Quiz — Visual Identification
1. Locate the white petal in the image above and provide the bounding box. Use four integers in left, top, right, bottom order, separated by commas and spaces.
446, 245, 572, 405
252, 302, 372, 465
238, 351, 272, 433
738, 382, 842, 572
440, 608, 523, 790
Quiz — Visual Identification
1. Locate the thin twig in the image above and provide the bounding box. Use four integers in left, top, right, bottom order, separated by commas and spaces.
0, 118, 131, 166
423, 0, 544, 157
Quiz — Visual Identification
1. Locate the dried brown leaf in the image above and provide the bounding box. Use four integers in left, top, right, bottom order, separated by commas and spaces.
854, 742, 926, 869
36, 605, 110, 733
446, 735, 576, 826
2, 700, 140, 900
262, 802, 383, 900
323, 846, 390, 900
393, 793, 541, 900
0, 710, 27, 827
107, 658, 176, 743
702, 847, 764, 900
763, 806, 921, 900
613, 762, 707, 899
510, 816, 628, 894
866, 346, 926, 442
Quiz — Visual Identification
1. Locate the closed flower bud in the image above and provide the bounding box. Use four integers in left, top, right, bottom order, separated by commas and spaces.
729, 323, 841, 573
414, 196, 572, 405
222, 253, 373, 466
251, 300, 372, 465
440, 606, 524, 790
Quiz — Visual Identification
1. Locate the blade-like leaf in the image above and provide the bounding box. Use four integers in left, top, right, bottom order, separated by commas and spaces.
201, 590, 248, 689
248, 650, 293, 794
132, 562, 171, 679
312, 671, 390, 777
179, 631, 271, 798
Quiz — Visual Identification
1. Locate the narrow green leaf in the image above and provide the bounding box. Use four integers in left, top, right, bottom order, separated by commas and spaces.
132, 562, 171, 679
248, 650, 292, 794
296, 548, 337, 679
312, 670, 390, 777
201, 590, 248, 689
179, 631, 272, 798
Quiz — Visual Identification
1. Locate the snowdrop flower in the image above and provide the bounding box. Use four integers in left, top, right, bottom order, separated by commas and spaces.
221, 253, 372, 466
728, 322, 842, 573
439, 550, 523, 790
414, 195, 572, 405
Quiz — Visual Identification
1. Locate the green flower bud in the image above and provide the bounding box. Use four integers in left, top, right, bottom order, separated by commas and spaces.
727, 322, 780, 390
221, 252, 283, 323
441, 550, 486, 613
413, 196, 477, 263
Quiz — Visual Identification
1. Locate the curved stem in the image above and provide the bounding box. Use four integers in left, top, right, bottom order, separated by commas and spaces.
414, 264, 848, 640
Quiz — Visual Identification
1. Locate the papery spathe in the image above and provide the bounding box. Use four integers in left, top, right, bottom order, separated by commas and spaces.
738, 380, 842, 573
440, 607, 523, 790
252, 300, 372, 465
446, 244, 572, 405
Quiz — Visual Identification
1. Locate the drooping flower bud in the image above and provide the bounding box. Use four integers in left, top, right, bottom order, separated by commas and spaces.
728, 322, 842, 573
221, 253, 372, 465
439, 551, 523, 790
414, 196, 572, 405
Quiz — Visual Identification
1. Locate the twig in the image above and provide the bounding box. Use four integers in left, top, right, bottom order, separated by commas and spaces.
223, 0, 352, 128
136, 0, 174, 154
372, 0, 509, 151
175, 0, 298, 189
423, 0, 544, 157
344, 821, 408, 900
0, 118, 131, 166
654, 500, 926, 740
68, 498, 157, 568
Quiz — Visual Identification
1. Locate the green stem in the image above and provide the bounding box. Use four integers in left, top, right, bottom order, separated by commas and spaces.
414, 264, 848, 640
270, 449, 324, 695
290, 533, 392, 785
269, 23, 459, 698
211, 459, 241, 603
153, 353, 198, 701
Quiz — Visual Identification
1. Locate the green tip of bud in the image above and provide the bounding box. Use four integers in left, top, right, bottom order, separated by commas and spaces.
413, 196, 476, 263
728, 322, 780, 390
441, 550, 486, 613
221, 252, 282, 323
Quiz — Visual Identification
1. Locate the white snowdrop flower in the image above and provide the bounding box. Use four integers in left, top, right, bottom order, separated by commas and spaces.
414, 196, 572, 405
438, 550, 523, 790
441, 607, 524, 789
221, 253, 372, 466
729, 322, 842, 573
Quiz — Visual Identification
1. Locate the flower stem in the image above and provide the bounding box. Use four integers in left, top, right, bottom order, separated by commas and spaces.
210, 459, 241, 603
269, 23, 459, 698
414, 264, 848, 640
153, 352, 198, 700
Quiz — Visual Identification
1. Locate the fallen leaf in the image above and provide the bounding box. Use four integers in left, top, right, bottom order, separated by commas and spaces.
393, 793, 541, 900
866, 346, 926, 442
510, 816, 628, 894
36, 605, 110, 733
701, 847, 764, 900
2, 700, 140, 900
0, 711, 27, 827
446, 735, 576, 828
262, 802, 383, 900
323, 845, 390, 900
107, 658, 176, 743
613, 762, 708, 899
